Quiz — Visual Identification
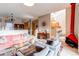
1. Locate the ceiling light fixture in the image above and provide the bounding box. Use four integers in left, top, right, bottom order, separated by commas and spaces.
24, 2, 34, 6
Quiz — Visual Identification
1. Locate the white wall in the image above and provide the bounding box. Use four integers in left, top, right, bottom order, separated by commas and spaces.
75, 5, 79, 38
14, 18, 24, 24
38, 14, 50, 33
66, 7, 71, 35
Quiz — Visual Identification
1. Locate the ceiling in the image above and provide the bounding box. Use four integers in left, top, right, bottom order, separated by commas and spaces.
0, 3, 70, 19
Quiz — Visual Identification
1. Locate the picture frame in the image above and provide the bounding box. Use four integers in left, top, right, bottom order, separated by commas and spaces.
42, 21, 46, 26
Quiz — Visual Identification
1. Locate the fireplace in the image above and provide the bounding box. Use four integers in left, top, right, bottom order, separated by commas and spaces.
66, 3, 78, 48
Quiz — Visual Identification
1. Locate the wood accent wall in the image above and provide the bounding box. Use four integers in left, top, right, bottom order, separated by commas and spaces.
24, 22, 29, 30
32, 19, 38, 35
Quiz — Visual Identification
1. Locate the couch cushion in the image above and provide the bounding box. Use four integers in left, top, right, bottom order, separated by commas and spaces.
46, 49, 54, 56
51, 39, 60, 47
